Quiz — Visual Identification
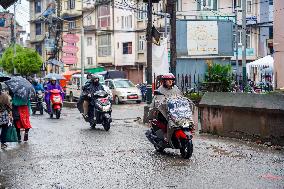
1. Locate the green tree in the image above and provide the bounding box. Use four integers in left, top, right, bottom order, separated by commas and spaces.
204, 63, 233, 92
0, 45, 43, 76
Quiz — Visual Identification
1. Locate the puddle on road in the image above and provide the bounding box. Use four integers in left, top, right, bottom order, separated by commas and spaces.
207, 145, 246, 159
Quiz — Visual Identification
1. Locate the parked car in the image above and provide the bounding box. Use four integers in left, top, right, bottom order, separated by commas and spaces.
66, 74, 113, 102
105, 79, 142, 104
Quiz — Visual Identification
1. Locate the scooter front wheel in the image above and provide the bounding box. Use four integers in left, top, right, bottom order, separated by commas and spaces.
180, 140, 193, 159
154, 145, 164, 153
103, 121, 110, 131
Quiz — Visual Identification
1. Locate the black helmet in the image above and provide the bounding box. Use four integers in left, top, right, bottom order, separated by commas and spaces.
91, 74, 100, 81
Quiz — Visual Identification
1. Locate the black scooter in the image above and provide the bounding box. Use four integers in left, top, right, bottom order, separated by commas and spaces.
31, 91, 44, 115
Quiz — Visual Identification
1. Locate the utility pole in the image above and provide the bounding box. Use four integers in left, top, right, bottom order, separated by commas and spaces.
13, 1, 17, 75
235, 7, 239, 85
241, 0, 247, 88
146, 0, 153, 104
80, 0, 85, 93
168, 0, 176, 76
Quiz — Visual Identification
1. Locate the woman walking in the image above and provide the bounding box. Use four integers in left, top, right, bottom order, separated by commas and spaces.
0, 84, 12, 149
12, 95, 32, 142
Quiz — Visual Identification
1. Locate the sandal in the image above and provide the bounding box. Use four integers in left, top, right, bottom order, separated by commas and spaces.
1, 143, 8, 149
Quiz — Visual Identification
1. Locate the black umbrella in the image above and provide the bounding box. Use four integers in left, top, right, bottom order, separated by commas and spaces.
4, 76, 36, 101
0, 72, 11, 82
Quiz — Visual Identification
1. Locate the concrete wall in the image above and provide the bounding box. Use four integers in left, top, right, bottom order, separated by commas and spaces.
274, 0, 284, 89
200, 106, 284, 144
199, 92, 284, 145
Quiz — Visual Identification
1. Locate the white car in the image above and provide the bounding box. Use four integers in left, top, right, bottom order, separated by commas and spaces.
105, 79, 142, 104
66, 74, 113, 102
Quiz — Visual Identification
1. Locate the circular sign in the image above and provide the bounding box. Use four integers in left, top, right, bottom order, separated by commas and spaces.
62, 34, 80, 43
62, 45, 79, 54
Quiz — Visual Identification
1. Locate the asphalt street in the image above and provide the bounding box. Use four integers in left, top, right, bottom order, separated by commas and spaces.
0, 103, 283, 189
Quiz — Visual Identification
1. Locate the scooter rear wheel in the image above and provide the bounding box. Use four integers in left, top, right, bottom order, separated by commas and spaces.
180, 140, 193, 159
56, 110, 61, 119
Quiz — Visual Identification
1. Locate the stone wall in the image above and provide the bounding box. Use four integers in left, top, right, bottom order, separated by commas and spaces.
199, 93, 284, 145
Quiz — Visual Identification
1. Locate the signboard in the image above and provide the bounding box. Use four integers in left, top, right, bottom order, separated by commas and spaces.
62, 45, 79, 54
61, 55, 77, 65
234, 48, 255, 56
187, 21, 218, 55
44, 38, 55, 51
62, 34, 79, 43
246, 16, 257, 25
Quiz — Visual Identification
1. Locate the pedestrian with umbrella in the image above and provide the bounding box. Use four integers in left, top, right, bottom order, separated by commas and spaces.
4, 76, 35, 142
0, 74, 12, 149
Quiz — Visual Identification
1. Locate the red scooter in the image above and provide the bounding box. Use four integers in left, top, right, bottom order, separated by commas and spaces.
48, 89, 63, 119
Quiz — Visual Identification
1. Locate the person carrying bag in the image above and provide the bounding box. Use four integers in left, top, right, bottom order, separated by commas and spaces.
0, 84, 13, 149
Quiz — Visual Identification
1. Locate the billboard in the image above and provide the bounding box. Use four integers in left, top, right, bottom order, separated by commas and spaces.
187, 21, 218, 55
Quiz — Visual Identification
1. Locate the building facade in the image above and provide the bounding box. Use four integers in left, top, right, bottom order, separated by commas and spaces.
0, 12, 24, 57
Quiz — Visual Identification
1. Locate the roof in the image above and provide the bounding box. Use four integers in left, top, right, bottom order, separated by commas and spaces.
199, 92, 284, 112
0, 0, 17, 9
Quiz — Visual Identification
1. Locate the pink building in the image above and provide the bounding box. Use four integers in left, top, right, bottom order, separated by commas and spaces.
274, 0, 284, 89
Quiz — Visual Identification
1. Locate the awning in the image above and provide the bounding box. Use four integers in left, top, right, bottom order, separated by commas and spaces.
46, 59, 63, 66
85, 67, 105, 74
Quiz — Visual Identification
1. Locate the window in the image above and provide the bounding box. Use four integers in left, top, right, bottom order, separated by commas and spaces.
35, 43, 42, 55
87, 57, 93, 65
123, 42, 132, 54
35, 23, 41, 35
138, 35, 145, 51
269, 0, 273, 5
197, 0, 217, 11
177, 0, 182, 11
68, 21, 76, 29
269, 26, 273, 39
68, 0, 75, 10
137, 3, 147, 20
35, 0, 41, 13
247, 0, 252, 14
87, 16, 92, 26
98, 5, 110, 28
121, 15, 132, 29
114, 80, 135, 88
98, 34, 111, 57
238, 30, 251, 48
87, 37, 92, 46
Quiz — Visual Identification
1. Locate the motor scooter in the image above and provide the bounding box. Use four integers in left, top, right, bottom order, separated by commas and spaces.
78, 90, 112, 131
31, 91, 44, 115
145, 91, 194, 159
46, 89, 63, 119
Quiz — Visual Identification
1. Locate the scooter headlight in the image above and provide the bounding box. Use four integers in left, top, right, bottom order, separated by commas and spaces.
102, 105, 111, 112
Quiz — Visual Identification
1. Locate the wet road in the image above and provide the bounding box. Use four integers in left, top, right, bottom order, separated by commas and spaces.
0, 104, 283, 189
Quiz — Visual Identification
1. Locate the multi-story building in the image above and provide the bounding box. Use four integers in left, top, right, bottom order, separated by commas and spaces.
0, 11, 25, 57
60, 0, 82, 71
28, 0, 62, 74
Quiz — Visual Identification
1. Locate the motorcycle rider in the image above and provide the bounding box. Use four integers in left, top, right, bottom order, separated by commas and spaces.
45, 77, 64, 113
32, 79, 44, 93
149, 73, 183, 141
82, 75, 105, 122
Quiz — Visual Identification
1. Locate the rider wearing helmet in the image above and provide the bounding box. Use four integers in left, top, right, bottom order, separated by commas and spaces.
82, 74, 105, 121
32, 79, 44, 93
45, 77, 64, 113
158, 73, 182, 97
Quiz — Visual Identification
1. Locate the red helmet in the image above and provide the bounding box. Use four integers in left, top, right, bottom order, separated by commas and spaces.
161, 73, 175, 80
